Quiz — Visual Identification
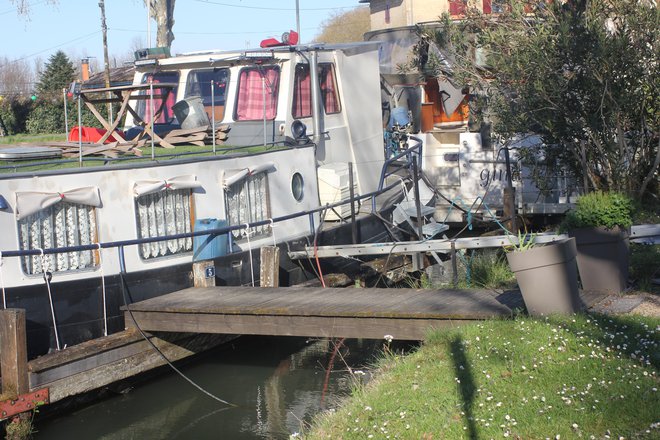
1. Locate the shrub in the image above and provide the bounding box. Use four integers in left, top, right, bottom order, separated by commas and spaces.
0, 97, 32, 135
26, 102, 65, 134
560, 191, 633, 231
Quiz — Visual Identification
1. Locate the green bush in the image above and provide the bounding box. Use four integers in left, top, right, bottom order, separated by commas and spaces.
0, 97, 32, 135
560, 191, 633, 231
26, 102, 65, 134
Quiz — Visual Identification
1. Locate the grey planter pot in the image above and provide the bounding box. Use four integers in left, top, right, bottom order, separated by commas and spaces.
506, 238, 582, 316
569, 226, 629, 294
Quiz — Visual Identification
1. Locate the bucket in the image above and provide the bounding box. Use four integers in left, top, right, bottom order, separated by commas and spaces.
173, 96, 210, 129
193, 218, 228, 262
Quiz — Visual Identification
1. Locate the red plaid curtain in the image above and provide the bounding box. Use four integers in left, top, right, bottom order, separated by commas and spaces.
293, 65, 312, 118
236, 67, 280, 121
141, 73, 178, 124
321, 65, 340, 114
292, 64, 341, 118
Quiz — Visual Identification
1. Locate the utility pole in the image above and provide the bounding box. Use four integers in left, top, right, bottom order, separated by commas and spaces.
99, 0, 113, 123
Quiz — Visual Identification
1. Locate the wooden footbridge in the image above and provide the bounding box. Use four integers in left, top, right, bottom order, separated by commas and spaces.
122, 286, 603, 341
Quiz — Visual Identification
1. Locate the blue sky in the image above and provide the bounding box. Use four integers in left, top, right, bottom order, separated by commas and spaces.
0, 0, 363, 66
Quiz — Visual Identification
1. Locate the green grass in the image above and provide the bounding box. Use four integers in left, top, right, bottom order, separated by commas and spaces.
304, 314, 660, 439
0, 133, 67, 144
0, 142, 286, 174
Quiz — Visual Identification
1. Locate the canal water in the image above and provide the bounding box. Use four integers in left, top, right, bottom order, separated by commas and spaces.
34, 336, 416, 439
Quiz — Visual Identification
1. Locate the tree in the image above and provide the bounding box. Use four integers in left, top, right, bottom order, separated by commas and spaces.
414, 0, 659, 200
313, 7, 370, 44
10, 0, 57, 16
27, 51, 76, 133
146, 0, 176, 48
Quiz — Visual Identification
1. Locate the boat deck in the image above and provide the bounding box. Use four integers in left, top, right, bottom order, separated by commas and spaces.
122, 286, 609, 340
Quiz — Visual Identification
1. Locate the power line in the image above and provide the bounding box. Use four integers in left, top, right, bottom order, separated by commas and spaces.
5, 31, 101, 64
109, 26, 319, 36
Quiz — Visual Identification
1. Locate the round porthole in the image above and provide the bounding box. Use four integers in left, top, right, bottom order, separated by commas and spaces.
291, 172, 304, 201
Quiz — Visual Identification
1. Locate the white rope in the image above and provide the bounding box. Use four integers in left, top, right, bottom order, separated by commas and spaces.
39, 248, 61, 351
0, 251, 6, 309
244, 223, 255, 286
97, 243, 108, 337
269, 218, 276, 247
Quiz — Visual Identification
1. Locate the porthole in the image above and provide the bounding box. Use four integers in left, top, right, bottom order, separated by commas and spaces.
291, 172, 304, 201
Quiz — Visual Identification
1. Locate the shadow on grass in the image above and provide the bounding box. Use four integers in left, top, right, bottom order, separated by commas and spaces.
548, 312, 660, 370
450, 336, 478, 440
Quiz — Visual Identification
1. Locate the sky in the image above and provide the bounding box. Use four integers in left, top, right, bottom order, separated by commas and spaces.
0, 0, 363, 68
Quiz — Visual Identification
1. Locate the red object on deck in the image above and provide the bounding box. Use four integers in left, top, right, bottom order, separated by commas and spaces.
68, 127, 125, 144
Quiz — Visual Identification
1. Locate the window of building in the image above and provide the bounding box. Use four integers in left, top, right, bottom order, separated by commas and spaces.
17, 190, 100, 275
449, 0, 467, 16
137, 71, 179, 124
225, 171, 271, 240
292, 63, 341, 118
234, 66, 280, 121
185, 68, 230, 123
134, 176, 201, 260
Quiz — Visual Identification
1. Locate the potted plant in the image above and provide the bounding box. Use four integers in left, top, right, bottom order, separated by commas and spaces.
560, 191, 633, 294
505, 231, 582, 316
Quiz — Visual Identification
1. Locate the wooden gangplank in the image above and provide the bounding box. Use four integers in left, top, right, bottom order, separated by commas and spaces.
123, 287, 517, 340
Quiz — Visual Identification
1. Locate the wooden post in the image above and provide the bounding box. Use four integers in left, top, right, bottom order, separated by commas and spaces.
0, 309, 29, 396
260, 246, 280, 288
193, 261, 216, 288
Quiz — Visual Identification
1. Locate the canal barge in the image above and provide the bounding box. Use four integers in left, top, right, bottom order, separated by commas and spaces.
0, 41, 419, 360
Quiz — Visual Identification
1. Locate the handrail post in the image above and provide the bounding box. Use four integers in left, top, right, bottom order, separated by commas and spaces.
348, 162, 358, 244
0, 309, 29, 396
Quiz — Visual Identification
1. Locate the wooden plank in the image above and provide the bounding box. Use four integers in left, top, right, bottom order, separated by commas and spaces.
32, 333, 232, 403
164, 126, 209, 137
28, 329, 142, 372
126, 310, 474, 340
0, 309, 29, 396
162, 133, 208, 144
260, 246, 280, 287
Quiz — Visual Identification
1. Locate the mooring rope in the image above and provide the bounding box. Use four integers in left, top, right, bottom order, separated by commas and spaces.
97, 243, 108, 337
244, 223, 255, 286
38, 248, 61, 351
0, 251, 6, 309
117, 246, 234, 407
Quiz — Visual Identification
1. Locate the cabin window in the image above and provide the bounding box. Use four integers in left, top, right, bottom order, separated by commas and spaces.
482, 0, 506, 13
225, 172, 271, 240
234, 66, 280, 121
137, 71, 179, 124
135, 189, 194, 260
18, 203, 99, 275
292, 63, 341, 118
185, 68, 230, 123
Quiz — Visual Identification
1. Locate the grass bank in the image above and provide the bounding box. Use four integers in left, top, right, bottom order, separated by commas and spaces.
304, 314, 659, 439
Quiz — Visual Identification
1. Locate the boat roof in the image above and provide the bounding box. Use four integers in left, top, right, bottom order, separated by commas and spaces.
149, 42, 382, 67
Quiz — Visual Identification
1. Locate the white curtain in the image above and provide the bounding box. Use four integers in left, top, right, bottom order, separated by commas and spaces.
221, 163, 275, 189
133, 175, 202, 197
15, 187, 101, 221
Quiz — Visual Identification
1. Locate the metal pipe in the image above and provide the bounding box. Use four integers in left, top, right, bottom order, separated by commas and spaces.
412, 160, 424, 240
77, 96, 83, 167
150, 81, 155, 160
348, 162, 358, 244
63, 88, 69, 141
211, 80, 216, 154
295, 0, 301, 41
309, 50, 322, 145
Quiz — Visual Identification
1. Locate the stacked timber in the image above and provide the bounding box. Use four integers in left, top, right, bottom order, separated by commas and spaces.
160, 124, 230, 147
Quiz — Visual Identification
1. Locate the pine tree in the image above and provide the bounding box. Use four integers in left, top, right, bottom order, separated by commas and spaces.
27, 51, 75, 133
35, 51, 75, 101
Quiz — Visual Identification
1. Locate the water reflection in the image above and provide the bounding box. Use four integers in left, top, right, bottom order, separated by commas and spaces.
35, 336, 416, 440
